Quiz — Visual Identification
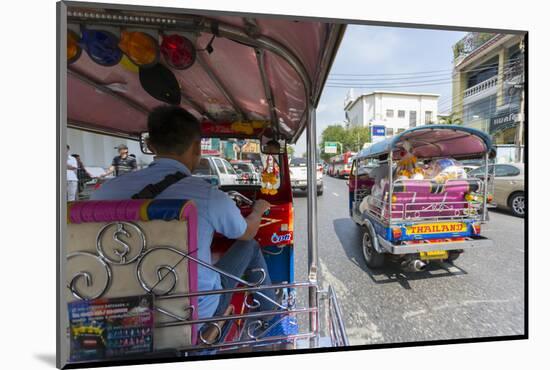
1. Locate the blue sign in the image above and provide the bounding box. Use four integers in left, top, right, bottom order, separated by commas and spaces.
372, 125, 386, 136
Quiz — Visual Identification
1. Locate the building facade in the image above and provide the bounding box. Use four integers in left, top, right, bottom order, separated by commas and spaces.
451, 32, 525, 162
344, 91, 439, 142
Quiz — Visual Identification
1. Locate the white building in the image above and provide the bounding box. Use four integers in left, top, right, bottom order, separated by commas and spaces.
344, 91, 439, 141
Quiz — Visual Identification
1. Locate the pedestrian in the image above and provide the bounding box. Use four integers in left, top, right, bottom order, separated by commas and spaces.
66, 145, 78, 201
71, 154, 94, 195
100, 144, 137, 178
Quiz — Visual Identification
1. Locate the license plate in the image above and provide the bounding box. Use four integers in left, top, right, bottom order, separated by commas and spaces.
406, 222, 467, 235
420, 250, 449, 260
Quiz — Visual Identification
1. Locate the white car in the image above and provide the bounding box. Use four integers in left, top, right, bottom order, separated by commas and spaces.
289, 158, 323, 195
193, 156, 239, 186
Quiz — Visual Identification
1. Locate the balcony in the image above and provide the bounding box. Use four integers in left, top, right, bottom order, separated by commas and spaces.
453, 32, 498, 65
463, 75, 498, 104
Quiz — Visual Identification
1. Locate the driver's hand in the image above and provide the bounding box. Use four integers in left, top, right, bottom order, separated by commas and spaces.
253, 199, 271, 215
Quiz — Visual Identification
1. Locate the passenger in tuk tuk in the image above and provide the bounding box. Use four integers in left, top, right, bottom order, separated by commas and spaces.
91, 106, 277, 324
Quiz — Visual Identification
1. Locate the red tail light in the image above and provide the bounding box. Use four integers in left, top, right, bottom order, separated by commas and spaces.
392, 227, 402, 240
472, 223, 481, 235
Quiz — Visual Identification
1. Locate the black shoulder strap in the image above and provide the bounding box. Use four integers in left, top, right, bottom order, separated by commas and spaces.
131, 171, 187, 199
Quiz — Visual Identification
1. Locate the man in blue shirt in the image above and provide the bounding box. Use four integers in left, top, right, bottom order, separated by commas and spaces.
92, 106, 276, 334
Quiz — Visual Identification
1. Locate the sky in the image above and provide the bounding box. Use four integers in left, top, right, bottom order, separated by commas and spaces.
293, 24, 467, 155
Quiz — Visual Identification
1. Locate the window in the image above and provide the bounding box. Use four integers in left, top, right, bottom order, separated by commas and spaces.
396, 128, 405, 134
425, 111, 433, 124
223, 159, 237, 175
386, 109, 394, 118
398, 110, 405, 118
213, 158, 227, 174
194, 158, 213, 176
409, 111, 417, 127
495, 164, 520, 177
290, 158, 307, 167
386, 127, 394, 136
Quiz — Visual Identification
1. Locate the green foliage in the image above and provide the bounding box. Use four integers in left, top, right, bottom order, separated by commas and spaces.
319, 124, 371, 161
439, 112, 462, 125
286, 145, 295, 158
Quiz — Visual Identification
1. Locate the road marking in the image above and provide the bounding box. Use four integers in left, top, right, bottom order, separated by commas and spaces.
402, 309, 428, 319
332, 192, 340, 197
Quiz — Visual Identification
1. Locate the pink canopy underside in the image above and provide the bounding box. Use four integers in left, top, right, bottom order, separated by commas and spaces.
67, 10, 331, 139
398, 129, 487, 158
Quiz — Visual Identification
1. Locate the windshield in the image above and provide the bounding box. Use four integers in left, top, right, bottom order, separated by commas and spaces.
233, 163, 254, 173
290, 158, 307, 167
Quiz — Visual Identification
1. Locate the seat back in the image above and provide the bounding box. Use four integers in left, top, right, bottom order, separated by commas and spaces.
65, 199, 199, 357
382, 179, 480, 219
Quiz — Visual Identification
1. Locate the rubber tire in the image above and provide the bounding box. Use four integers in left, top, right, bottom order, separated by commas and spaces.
508, 192, 525, 218
447, 250, 462, 263
362, 227, 385, 268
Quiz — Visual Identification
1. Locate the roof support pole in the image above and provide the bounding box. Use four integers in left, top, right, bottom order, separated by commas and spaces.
306, 105, 319, 347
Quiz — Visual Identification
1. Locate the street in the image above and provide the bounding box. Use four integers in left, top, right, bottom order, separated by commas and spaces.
292, 176, 525, 345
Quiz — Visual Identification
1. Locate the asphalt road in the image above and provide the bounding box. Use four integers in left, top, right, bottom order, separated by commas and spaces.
292, 176, 525, 345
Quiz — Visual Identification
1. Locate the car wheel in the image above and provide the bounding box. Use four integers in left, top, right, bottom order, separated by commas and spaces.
508, 192, 525, 218
362, 228, 385, 268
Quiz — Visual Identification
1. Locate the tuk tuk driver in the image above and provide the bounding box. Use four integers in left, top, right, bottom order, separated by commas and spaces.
91, 106, 277, 325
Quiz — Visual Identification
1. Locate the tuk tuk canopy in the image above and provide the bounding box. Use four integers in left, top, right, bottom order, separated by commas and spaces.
66, 6, 346, 143
355, 125, 493, 160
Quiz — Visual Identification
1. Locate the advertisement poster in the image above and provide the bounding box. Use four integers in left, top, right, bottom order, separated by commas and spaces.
68, 295, 154, 362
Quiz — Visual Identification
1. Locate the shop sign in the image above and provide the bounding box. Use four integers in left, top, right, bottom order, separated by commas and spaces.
490, 111, 519, 134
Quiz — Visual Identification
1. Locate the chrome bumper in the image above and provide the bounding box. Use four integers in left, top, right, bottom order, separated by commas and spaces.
377, 235, 494, 254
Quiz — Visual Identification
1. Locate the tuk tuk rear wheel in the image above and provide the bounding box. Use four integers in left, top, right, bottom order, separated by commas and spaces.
446, 250, 463, 263
362, 228, 385, 268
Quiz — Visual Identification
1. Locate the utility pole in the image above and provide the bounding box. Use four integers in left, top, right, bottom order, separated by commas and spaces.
516, 38, 525, 163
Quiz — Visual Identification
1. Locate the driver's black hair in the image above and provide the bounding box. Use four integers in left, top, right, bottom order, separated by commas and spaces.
147, 105, 201, 155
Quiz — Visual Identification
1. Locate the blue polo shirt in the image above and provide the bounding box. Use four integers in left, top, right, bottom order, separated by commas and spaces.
91, 158, 247, 320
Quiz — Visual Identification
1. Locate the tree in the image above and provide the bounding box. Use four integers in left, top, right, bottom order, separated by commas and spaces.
319, 124, 371, 161
286, 145, 295, 158
440, 112, 462, 125
345, 126, 371, 152
319, 124, 347, 161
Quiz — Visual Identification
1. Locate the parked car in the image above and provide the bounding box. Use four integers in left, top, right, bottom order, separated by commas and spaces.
193, 156, 238, 186
289, 157, 323, 195
230, 160, 260, 184
469, 163, 524, 217
459, 159, 482, 173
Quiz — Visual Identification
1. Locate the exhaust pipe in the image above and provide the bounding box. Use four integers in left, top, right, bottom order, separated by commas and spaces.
411, 259, 427, 271
402, 259, 427, 272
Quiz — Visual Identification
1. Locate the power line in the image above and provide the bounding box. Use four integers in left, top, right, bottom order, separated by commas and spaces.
326, 60, 523, 88
328, 57, 522, 78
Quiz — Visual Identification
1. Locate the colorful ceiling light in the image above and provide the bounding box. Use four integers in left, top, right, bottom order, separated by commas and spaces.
80, 29, 122, 66
160, 34, 196, 70
118, 31, 159, 68
67, 30, 81, 64
139, 63, 181, 105
119, 54, 139, 73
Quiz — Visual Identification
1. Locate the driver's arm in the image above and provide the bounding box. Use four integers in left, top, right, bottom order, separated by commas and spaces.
208, 190, 270, 241
239, 199, 270, 240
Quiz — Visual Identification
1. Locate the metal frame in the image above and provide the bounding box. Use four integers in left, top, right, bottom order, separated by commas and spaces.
61, 4, 348, 361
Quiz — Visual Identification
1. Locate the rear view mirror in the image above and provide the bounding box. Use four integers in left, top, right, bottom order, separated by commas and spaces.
261, 139, 282, 154
140, 132, 154, 155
